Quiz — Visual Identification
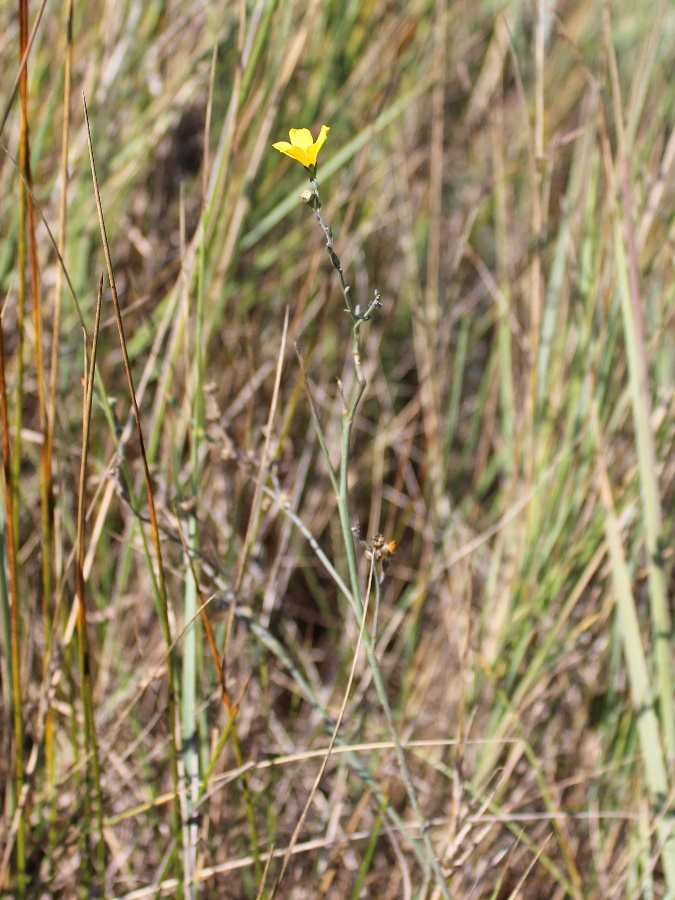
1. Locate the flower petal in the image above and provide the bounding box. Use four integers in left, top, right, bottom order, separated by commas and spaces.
304, 125, 330, 166
273, 141, 311, 165
288, 128, 314, 149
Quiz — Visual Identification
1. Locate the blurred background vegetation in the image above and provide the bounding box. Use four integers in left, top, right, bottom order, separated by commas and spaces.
0, 0, 674, 896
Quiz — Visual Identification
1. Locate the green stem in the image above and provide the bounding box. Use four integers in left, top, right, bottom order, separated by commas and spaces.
303, 175, 451, 898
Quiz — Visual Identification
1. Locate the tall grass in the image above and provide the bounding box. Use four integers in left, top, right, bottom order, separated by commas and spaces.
0, 0, 674, 897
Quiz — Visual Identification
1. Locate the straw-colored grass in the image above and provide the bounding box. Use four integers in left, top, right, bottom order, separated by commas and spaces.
0, 0, 674, 897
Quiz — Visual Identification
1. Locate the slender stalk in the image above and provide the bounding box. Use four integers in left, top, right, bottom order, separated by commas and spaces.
12, 0, 29, 565
82, 94, 184, 896
27, 142, 48, 624
75, 277, 107, 890
25, 56, 54, 888
181, 180, 207, 900
14, 7, 55, 853
7, 0, 31, 890
0, 292, 24, 895
45, 0, 74, 835
299, 172, 451, 897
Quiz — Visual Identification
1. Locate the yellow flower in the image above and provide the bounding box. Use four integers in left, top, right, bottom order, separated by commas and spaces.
273, 125, 330, 170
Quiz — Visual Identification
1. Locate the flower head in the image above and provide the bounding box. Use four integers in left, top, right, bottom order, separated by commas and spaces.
273, 125, 330, 171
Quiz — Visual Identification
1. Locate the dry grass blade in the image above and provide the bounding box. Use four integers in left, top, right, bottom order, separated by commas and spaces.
269, 556, 377, 897
592, 399, 675, 886
0, 285, 23, 891
82, 91, 183, 892
1, 0, 674, 895
74, 274, 106, 884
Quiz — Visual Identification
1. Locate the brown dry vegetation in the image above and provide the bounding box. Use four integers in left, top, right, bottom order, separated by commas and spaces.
1, 0, 675, 897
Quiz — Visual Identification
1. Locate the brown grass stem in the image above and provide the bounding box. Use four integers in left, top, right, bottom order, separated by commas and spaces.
82, 92, 184, 895
0, 290, 24, 893
74, 275, 106, 889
